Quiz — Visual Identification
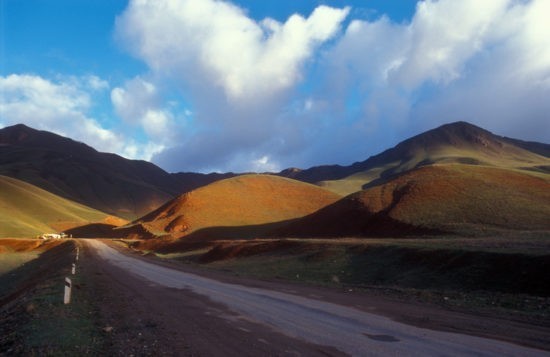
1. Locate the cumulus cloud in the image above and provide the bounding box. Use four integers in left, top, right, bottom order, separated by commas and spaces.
86, 75, 110, 91
114, 0, 350, 172
0, 74, 162, 160
111, 76, 182, 147
320, 0, 550, 148
396, 0, 509, 87
116, 0, 349, 102
112, 0, 549, 173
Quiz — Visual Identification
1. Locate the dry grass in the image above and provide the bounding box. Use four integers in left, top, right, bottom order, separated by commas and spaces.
364, 164, 550, 231
0, 175, 111, 237
282, 164, 550, 237
139, 174, 341, 237
319, 145, 550, 196
0, 239, 63, 275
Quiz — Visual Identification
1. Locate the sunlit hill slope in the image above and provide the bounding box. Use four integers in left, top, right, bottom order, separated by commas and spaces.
0, 124, 235, 219
280, 121, 550, 195
0, 175, 114, 237
279, 164, 550, 237
136, 174, 341, 240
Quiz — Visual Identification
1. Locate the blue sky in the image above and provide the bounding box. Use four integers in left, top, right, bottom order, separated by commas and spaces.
1, 0, 549, 173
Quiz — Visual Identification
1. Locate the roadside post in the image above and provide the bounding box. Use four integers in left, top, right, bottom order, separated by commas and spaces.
64, 277, 72, 304
76, 247, 79, 261
71, 263, 76, 275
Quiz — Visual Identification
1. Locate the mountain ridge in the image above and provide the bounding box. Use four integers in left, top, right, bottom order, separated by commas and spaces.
278, 121, 550, 195
1, 121, 548, 220
279, 121, 550, 182
0, 124, 235, 218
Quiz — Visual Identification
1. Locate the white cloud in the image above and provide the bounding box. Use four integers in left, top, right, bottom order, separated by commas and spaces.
116, 0, 349, 102
320, 0, 550, 147
251, 155, 280, 173
112, 0, 549, 173
141, 109, 174, 139
0, 73, 160, 160
111, 76, 179, 143
111, 76, 157, 123
86, 75, 110, 91
0, 74, 90, 119
330, 0, 512, 89
395, 0, 510, 87
114, 0, 349, 172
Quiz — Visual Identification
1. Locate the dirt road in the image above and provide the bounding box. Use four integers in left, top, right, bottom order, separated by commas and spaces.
84, 239, 548, 356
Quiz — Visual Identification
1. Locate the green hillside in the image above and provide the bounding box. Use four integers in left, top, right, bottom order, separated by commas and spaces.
280, 164, 550, 237
0, 175, 110, 237
317, 127, 550, 196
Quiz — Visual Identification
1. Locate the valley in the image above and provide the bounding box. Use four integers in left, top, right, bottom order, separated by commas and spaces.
1, 121, 549, 355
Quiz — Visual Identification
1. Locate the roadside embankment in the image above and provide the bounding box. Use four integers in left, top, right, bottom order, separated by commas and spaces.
0, 239, 106, 355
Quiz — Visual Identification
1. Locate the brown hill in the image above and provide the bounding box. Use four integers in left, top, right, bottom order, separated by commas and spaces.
278, 164, 550, 237
136, 174, 341, 240
279, 122, 550, 195
0, 124, 235, 219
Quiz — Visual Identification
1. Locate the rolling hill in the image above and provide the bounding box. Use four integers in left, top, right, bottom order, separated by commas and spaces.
3, 121, 548, 241
135, 174, 341, 240
0, 175, 116, 237
0, 124, 234, 219
279, 122, 550, 195
278, 164, 550, 237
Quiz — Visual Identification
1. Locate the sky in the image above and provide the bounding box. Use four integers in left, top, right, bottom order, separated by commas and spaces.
1, 0, 549, 173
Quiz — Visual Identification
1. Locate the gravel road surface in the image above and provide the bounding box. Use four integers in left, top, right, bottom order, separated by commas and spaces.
85, 239, 548, 356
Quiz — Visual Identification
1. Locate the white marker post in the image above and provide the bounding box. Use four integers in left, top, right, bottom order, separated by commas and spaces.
76, 247, 79, 261
64, 277, 72, 304
71, 263, 76, 275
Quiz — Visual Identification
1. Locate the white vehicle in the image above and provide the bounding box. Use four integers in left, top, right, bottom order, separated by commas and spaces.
40, 232, 68, 239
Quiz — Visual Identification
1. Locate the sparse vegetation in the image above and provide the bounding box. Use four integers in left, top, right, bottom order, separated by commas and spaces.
161, 236, 550, 321
137, 174, 341, 240
1, 121, 550, 351
281, 164, 550, 237
0, 176, 110, 238
0, 240, 106, 355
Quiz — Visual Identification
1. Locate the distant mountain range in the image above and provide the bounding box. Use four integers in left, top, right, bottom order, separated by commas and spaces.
1, 121, 549, 239
278, 121, 550, 195
0, 124, 233, 219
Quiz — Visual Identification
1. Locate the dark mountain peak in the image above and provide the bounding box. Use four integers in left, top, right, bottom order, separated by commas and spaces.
396, 121, 498, 152
0, 123, 37, 145
3, 123, 32, 131
437, 120, 495, 140
278, 121, 548, 185
0, 123, 97, 156
438, 120, 483, 130
278, 167, 302, 178
0, 123, 243, 218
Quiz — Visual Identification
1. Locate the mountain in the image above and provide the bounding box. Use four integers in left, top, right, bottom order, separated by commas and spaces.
501, 137, 550, 158
279, 121, 550, 195
278, 164, 550, 237
0, 175, 116, 237
3, 121, 548, 240
0, 124, 234, 218
135, 174, 341, 241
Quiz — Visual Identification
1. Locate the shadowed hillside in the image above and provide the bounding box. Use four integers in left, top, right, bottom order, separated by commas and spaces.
279, 122, 550, 195
0, 175, 115, 237
136, 174, 341, 240
0, 124, 235, 218
279, 164, 550, 237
